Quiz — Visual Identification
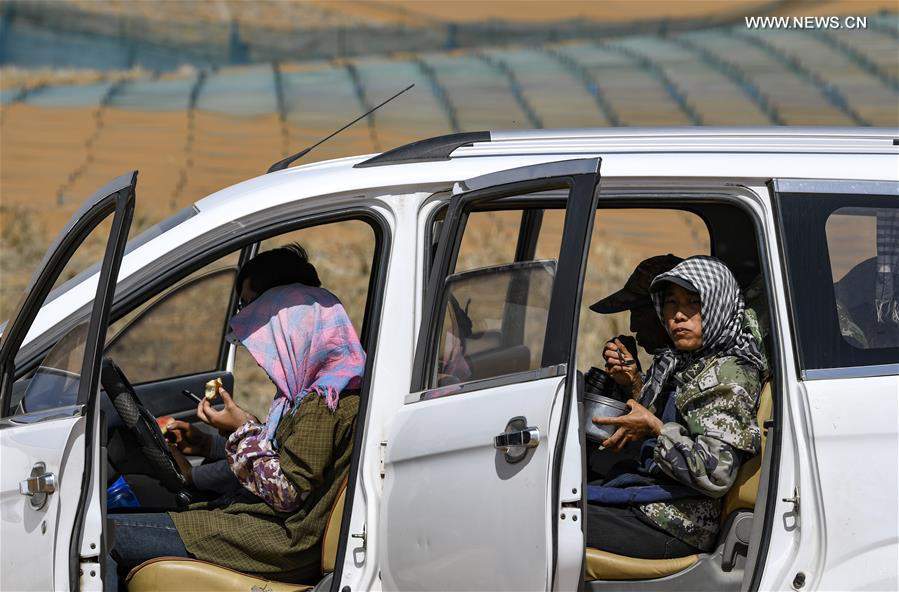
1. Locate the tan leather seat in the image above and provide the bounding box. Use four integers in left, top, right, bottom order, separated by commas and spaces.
585, 548, 699, 581
722, 381, 772, 518
127, 479, 350, 592
125, 557, 313, 592
321, 478, 348, 573
585, 381, 773, 581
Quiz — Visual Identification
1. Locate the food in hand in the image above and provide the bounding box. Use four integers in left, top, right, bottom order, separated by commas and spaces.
204, 378, 223, 401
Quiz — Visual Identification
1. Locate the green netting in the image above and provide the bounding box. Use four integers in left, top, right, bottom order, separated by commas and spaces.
26, 80, 113, 107
420, 52, 524, 131
484, 47, 608, 128
617, 36, 770, 126
197, 64, 277, 116
281, 66, 360, 131
833, 29, 899, 81
109, 77, 196, 112
557, 43, 689, 126
6, 20, 897, 129
352, 57, 452, 141
687, 30, 852, 126
756, 30, 894, 126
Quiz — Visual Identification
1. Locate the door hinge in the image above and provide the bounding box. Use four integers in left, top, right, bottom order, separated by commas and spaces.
379, 440, 387, 479
351, 524, 367, 551
782, 486, 800, 514
79, 560, 102, 592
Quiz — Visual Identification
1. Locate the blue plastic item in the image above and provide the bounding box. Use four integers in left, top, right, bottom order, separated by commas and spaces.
107, 476, 140, 509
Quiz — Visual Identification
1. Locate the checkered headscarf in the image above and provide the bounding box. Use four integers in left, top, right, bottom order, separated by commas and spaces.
639, 256, 766, 408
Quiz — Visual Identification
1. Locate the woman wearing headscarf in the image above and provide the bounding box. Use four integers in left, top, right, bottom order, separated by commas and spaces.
585, 256, 767, 559
106, 245, 366, 589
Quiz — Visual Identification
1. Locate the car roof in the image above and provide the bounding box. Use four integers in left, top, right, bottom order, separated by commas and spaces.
194, 126, 897, 217
471, 126, 899, 156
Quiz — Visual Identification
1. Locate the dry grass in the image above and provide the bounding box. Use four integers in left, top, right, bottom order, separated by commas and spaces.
0, 204, 46, 320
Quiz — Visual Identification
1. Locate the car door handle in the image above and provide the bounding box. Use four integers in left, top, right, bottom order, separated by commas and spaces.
494, 417, 540, 464
19, 462, 56, 509
494, 428, 540, 449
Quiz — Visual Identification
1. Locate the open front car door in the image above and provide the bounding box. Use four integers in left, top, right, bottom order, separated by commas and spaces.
0, 172, 136, 591
380, 159, 600, 591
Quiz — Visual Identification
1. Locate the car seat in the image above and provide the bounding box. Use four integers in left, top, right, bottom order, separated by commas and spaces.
585, 381, 773, 585
125, 477, 349, 592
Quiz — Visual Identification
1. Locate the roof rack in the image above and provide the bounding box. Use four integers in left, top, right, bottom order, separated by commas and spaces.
353, 131, 490, 168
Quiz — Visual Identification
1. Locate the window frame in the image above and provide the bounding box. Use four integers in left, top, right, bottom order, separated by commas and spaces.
412, 161, 601, 395
771, 178, 899, 379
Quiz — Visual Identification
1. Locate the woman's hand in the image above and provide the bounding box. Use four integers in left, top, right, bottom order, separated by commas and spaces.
165, 419, 212, 457
593, 399, 663, 453
603, 338, 642, 394
196, 388, 257, 436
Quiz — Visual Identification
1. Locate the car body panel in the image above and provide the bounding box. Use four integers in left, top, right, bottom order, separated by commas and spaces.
0, 415, 84, 591
381, 376, 566, 591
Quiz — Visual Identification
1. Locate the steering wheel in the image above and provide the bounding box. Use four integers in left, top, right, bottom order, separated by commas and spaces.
100, 357, 188, 495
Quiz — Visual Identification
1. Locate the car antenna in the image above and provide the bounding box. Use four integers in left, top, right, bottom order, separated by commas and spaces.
266, 83, 414, 174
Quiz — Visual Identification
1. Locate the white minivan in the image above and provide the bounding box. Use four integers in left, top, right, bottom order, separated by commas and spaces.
1, 128, 897, 592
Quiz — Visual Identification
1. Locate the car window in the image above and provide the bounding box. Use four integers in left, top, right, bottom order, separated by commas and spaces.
103, 254, 239, 385
578, 208, 710, 370
232, 218, 377, 420
776, 185, 898, 373
436, 260, 556, 386
456, 210, 523, 272
425, 203, 567, 390
826, 207, 899, 350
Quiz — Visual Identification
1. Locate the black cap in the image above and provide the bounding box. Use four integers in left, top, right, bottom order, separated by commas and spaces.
590, 254, 684, 313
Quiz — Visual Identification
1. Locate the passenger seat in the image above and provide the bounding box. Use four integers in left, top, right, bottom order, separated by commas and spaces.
585, 381, 773, 581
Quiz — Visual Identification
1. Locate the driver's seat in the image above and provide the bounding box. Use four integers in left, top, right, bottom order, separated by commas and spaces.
125, 478, 349, 592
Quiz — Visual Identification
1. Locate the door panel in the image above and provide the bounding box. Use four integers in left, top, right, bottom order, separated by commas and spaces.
132, 370, 234, 419
0, 415, 82, 591
381, 158, 601, 591
382, 375, 564, 591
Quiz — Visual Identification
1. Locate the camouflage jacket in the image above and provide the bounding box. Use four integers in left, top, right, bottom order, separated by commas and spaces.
638, 353, 762, 551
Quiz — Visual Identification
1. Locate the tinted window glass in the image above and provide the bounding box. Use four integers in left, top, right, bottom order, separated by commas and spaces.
777, 188, 898, 373
456, 210, 523, 272
826, 207, 899, 349
437, 260, 555, 386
